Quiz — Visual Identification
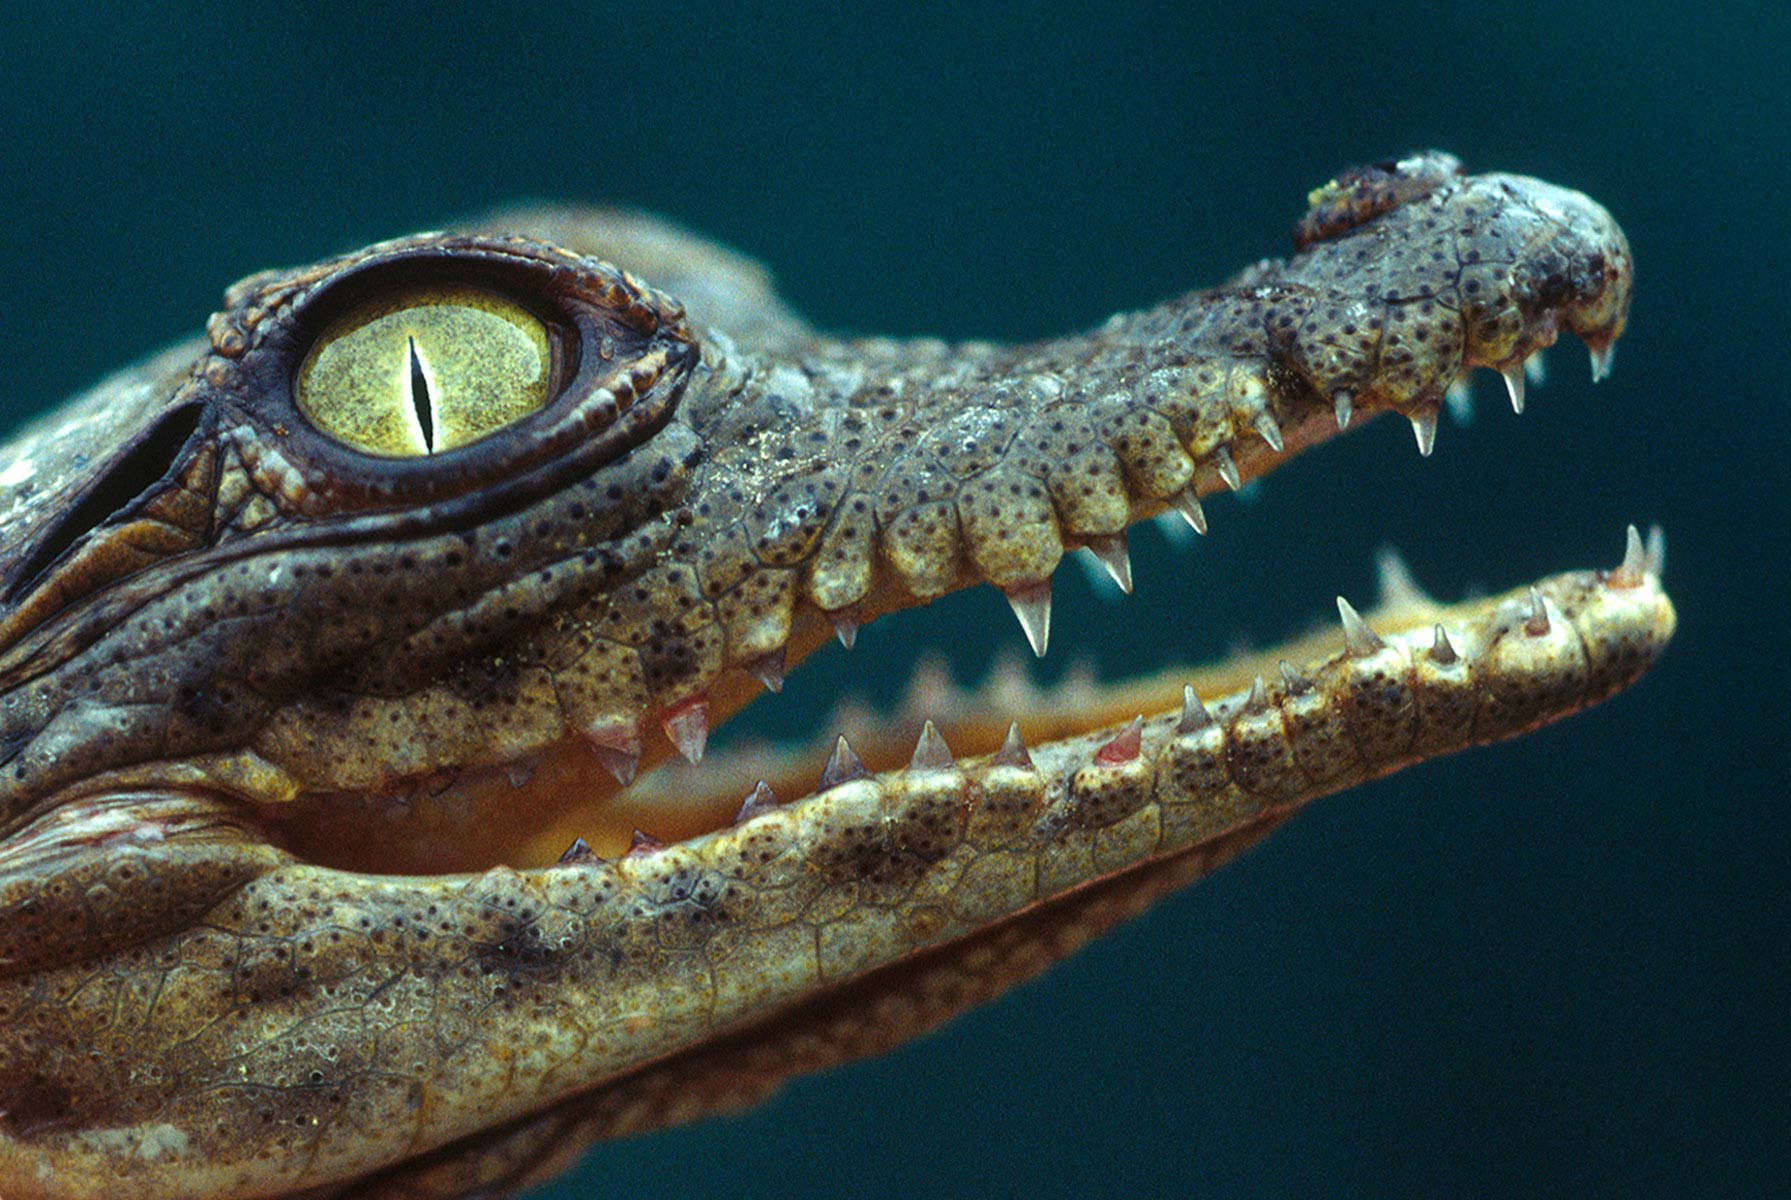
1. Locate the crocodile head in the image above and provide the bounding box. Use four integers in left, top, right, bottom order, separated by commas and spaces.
0, 152, 1669, 1200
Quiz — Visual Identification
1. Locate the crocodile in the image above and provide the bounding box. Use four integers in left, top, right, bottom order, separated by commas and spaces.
0, 152, 1673, 1199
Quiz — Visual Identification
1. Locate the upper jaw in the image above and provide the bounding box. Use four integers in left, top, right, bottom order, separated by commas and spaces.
0, 158, 1638, 874
1281, 164, 1631, 415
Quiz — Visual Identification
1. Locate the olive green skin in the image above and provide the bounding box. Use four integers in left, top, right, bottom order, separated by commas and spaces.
0, 155, 1657, 1200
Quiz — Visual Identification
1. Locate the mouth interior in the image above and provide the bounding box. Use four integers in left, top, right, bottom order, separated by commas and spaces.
258, 538, 1459, 878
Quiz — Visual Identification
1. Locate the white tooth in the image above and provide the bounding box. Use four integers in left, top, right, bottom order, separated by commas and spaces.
1410, 410, 1438, 457
1254, 413, 1285, 453
831, 613, 858, 650
1500, 366, 1526, 414
819, 735, 870, 789
1178, 684, 1214, 733
1610, 524, 1647, 588
1333, 390, 1354, 430
1245, 676, 1270, 712
1005, 580, 1053, 657
1083, 535, 1133, 594
1336, 596, 1385, 656
593, 745, 639, 786
1171, 489, 1208, 535
1589, 343, 1616, 382
909, 720, 956, 771
1645, 524, 1667, 577
748, 648, 786, 693
1444, 378, 1474, 425
1524, 350, 1548, 386
734, 781, 779, 824
661, 699, 709, 763
1525, 586, 1550, 636
1214, 445, 1242, 491
992, 722, 1034, 768
1542, 595, 1566, 634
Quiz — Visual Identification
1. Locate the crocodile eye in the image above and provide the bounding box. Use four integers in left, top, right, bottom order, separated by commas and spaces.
296, 285, 553, 457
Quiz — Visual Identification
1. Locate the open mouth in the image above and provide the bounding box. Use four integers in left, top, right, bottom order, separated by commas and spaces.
253, 340, 1672, 885
100, 157, 1658, 888
0, 161, 1682, 1200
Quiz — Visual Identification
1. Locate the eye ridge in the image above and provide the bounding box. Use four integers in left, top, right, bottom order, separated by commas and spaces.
205, 233, 699, 516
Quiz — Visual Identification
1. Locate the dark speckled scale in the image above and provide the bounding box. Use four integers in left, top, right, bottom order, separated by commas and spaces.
0, 154, 1661, 1200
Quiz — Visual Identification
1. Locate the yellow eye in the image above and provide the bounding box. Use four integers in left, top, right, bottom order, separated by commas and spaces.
296, 286, 553, 457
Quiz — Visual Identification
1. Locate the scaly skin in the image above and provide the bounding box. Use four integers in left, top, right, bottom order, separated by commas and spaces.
0, 153, 1669, 1199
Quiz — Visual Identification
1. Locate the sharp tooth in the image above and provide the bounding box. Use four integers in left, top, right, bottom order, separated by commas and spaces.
1245, 675, 1270, 713
1254, 413, 1285, 453
1430, 624, 1459, 665
747, 647, 786, 693
1279, 660, 1312, 693
1004, 580, 1053, 658
1179, 684, 1214, 733
1084, 535, 1133, 594
1333, 390, 1354, 430
1409, 409, 1438, 456
909, 720, 956, 771
1171, 489, 1208, 535
733, 780, 780, 824
1609, 524, 1647, 588
830, 612, 859, 650
1525, 586, 1550, 636
1214, 445, 1242, 491
819, 734, 870, 790
627, 829, 665, 856
558, 837, 597, 865
1444, 378, 1474, 425
593, 746, 638, 786
1524, 350, 1548, 386
660, 696, 709, 763
1589, 342, 1616, 382
1500, 366, 1526, 414
992, 722, 1034, 768
1645, 524, 1667, 577
1336, 595, 1385, 655
505, 763, 535, 789
1094, 716, 1144, 765
584, 720, 642, 786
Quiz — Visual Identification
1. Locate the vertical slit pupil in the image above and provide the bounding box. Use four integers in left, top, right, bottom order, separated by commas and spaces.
408, 337, 435, 452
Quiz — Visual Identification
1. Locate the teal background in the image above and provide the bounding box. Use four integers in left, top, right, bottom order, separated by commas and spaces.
2, 2, 1785, 1196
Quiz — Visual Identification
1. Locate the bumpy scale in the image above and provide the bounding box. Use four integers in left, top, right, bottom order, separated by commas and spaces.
0, 153, 1669, 1200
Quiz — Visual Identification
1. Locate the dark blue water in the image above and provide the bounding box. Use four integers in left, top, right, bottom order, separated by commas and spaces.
2, 3, 1784, 1196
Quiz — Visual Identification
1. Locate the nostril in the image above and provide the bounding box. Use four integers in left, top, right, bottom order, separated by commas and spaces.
1293, 151, 1464, 250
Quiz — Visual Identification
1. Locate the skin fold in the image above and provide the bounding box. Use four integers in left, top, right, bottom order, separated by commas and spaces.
0, 152, 1671, 1199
